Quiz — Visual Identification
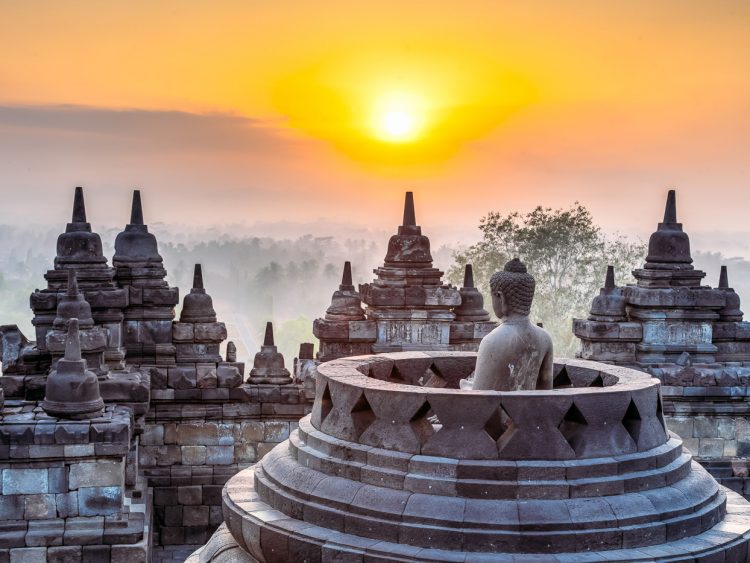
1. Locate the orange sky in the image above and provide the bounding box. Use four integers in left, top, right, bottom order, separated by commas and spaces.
1, 1, 749, 246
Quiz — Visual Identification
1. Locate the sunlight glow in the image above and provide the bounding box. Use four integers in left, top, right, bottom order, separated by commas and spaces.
381, 110, 415, 140
372, 92, 425, 143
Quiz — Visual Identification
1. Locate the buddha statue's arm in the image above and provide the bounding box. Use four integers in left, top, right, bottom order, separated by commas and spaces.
472, 336, 505, 391
536, 348, 553, 390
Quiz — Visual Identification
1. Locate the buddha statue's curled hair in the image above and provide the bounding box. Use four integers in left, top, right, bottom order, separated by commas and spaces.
489, 258, 535, 316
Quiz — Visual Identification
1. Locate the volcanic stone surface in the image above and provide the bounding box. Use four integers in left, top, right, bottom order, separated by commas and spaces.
191, 353, 750, 561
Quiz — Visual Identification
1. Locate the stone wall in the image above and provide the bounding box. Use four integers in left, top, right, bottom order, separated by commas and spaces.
0, 403, 150, 562
140, 382, 313, 545
663, 384, 750, 499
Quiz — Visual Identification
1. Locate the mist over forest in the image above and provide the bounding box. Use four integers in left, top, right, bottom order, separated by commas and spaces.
1, 216, 748, 363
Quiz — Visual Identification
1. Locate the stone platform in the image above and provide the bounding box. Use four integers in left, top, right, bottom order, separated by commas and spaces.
190, 354, 750, 561
0, 402, 151, 561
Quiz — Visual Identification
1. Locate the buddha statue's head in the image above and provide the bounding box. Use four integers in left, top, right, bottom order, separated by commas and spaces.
489, 258, 535, 319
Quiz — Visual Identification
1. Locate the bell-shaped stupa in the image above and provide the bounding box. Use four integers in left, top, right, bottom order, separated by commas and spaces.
313, 262, 376, 361
42, 318, 105, 419
247, 322, 292, 385
180, 264, 217, 323
114, 190, 178, 369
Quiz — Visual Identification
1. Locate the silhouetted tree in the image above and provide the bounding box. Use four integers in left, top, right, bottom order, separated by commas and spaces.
448, 203, 645, 355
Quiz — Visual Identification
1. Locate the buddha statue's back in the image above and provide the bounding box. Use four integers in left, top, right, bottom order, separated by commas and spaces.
470, 258, 553, 391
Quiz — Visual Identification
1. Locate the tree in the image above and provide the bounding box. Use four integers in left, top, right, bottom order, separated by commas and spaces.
447, 203, 645, 356
273, 315, 315, 365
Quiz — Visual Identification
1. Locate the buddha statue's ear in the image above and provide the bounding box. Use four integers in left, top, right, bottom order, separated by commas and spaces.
491, 291, 506, 318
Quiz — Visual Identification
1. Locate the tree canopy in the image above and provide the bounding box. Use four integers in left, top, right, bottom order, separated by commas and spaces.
447, 203, 646, 355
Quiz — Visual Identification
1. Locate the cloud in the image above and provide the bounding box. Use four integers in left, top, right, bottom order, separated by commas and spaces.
0, 104, 325, 227
0, 104, 292, 154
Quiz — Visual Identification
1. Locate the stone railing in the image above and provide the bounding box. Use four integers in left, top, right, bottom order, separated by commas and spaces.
311, 352, 669, 460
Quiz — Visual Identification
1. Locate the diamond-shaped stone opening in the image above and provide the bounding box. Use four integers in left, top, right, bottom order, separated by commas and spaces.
484, 405, 511, 441
410, 400, 436, 444
418, 400, 441, 427
430, 359, 474, 388
589, 374, 604, 387
389, 360, 432, 386
388, 365, 407, 384
419, 367, 448, 388
350, 393, 376, 439
368, 362, 393, 381
553, 367, 573, 389
622, 398, 642, 446
558, 403, 588, 454
655, 391, 667, 433
319, 383, 333, 424
411, 400, 432, 422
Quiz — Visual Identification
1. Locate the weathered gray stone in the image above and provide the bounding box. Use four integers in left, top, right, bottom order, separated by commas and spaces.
140, 425, 164, 446
77, 486, 121, 516
206, 445, 234, 465
69, 461, 122, 490
2, 469, 48, 495
183, 505, 210, 527
9, 548, 46, 563
46, 546, 81, 563
24, 494, 56, 519
0, 496, 24, 520
110, 544, 147, 563
177, 486, 202, 505
55, 492, 78, 518
182, 446, 207, 465
25, 519, 64, 547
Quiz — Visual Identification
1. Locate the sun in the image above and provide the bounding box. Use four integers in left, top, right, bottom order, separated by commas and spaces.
382, 110, 415, 140
371, 92, 425, 143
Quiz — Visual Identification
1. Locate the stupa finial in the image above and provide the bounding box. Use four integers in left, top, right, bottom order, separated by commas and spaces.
719, 265, 729, 289
130, 189, 144, 225
605, 265, 616, 291
341, 261, 353, 288
403, 192, 416, 226
193, 264, 204, 290
463, 264, 475, 288
263, 322, 274, 347
72, 186, 87, 223
664, 189, 677, 223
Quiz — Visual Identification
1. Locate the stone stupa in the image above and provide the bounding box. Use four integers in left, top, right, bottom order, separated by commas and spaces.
42, 318, 105, 419
247, 322, 292, 385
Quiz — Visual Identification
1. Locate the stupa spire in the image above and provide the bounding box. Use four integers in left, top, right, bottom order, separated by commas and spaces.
463, 264, 475, 289
664, 189, 677, 223
72, 186, 87, 223
341, 261, 354, 289
130, 189, 144, 225
719, 266, 729, 289
605, 265, 616, 291
193, 264, 204, 290
263, 322, 274, 347
403, 192, 416, 226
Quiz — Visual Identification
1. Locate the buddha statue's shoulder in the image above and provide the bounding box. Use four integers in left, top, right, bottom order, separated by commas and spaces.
531, 323, 553, 346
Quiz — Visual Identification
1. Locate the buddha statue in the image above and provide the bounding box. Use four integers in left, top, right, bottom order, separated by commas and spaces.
469, 258, 553, 391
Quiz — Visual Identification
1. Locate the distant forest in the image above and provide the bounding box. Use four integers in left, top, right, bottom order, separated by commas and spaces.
1, 218, 748, 362
0, 224, 455, 362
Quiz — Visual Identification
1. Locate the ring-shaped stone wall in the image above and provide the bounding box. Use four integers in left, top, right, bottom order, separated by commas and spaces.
311, 352, 669, 460
189, 352, 750, 562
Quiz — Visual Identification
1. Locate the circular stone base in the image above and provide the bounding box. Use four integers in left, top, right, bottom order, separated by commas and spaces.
191, 466, 750, 563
